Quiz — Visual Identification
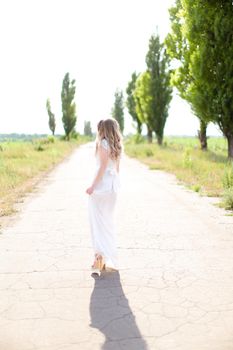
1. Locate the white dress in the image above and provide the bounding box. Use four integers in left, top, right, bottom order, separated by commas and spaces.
88, 138, 120, 269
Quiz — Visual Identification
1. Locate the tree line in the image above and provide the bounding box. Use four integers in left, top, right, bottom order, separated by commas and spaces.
166, 0, 233, 158
123, 0, 233, 158
46, 72, 77, 140
47, 1, 233, 158
46, 73, 124, 139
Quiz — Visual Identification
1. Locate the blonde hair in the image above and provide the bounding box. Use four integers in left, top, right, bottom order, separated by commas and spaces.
96, 118, 122, 160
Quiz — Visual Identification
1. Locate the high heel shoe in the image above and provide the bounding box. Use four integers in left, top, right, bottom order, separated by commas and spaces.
91, 254, 105, 275
98, 255, 106, 271
91, 253, 98, 269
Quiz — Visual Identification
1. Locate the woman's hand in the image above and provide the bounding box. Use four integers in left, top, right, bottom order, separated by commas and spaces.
86, 185, 94, 195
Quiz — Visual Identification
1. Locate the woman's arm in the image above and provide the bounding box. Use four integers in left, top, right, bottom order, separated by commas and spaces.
86, 145, 109, 195
116, 158, 120, 173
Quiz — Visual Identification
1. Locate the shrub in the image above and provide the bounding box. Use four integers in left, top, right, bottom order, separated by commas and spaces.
222, 164, 233, 189
144, 148, 154, 157
124, 134, 146, 145
222, 188, 233, 210
134, 134, 145, 144
192, 184, 201, 192
47, 135, 55, 143
70, 130, 79, 139
183, 148, 193, 168
37, 138, 50, 145
34, 143, 45, 151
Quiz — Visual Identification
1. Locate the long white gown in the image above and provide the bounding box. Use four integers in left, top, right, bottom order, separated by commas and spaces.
88, 138, 120, 270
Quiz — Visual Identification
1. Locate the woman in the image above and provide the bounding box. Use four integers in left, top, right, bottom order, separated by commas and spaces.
86, 118, 123, 275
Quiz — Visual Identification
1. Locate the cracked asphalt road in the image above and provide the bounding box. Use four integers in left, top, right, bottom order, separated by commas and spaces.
0, 142, 233, 350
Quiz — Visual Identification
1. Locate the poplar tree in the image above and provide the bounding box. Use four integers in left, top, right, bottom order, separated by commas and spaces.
134, 72, 154, 143
84, 121, 93, 137
61, 73, 77, 140
166, 0, 208, 150
46, 99, 56, 135
134, 34, 172, 145
111, 89, 124, 134
126, 72, 142, 135
146, 34, 172, 144
166, 0, 233, 157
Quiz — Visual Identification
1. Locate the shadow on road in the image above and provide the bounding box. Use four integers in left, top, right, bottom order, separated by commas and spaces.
89, 271, 148, 350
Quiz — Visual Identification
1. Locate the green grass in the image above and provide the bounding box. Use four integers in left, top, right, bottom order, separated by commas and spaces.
124, 136, 232, 203
0, 135, 90, 216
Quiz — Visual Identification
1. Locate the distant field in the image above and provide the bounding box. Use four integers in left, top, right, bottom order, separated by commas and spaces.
163, 136, 227, 154
0, 136, 90, 217
124, 136, 232, 203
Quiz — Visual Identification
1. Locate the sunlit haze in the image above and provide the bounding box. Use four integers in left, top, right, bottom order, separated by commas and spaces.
0, 0, 221, 136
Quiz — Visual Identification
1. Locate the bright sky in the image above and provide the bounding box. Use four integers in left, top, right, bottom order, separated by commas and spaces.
0, 0, 221, 136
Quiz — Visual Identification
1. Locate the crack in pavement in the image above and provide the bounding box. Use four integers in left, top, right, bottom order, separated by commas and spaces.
0, 143, 233, 349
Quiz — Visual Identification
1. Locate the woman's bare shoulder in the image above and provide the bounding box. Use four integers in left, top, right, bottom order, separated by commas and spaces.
100, 138, 109, 151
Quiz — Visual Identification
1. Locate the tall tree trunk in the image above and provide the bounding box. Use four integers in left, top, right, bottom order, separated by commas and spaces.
156, 133, 163, 146
137, 122, 142, 135
147, 127, 153, 143
226, 134, 233, 159
198, 120, 208, 150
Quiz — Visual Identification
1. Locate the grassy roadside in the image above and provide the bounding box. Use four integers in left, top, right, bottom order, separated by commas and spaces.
124, 136, 233, 210
0, 136, 90, 218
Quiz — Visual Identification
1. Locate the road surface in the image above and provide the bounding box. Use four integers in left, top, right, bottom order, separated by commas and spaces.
0, 142, 233, 350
